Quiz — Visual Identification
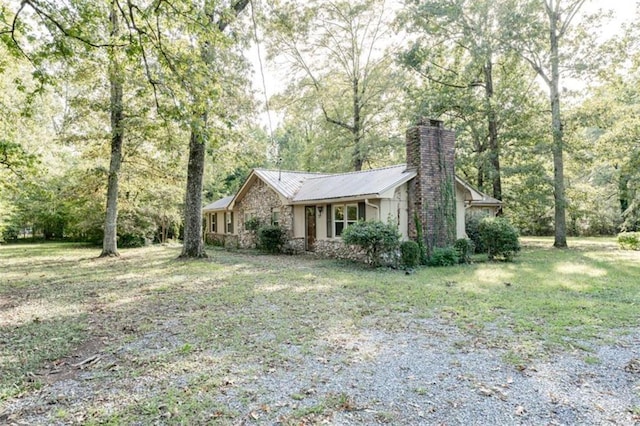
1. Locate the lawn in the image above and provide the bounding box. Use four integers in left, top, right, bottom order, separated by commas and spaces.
0, 238, 639, 424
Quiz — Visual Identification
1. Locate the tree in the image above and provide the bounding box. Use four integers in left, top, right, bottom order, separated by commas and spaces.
400, 0, 511, 200
503, 0, 591, 248
267, 0, 405, 172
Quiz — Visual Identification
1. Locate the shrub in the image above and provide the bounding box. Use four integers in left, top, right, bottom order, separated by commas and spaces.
257, 225, 287, 253
245, 217, 261, 232
118, 233, 147, 248
465, 212, 488, 254
454, 238, 475, 264
478, 217, 520, 261
341, 220, 400, 266
427, 246, 459, 267
400, 240, 420, 269
617, 232, 640, 250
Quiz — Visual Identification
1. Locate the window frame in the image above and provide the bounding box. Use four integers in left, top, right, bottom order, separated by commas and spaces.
333, 203, 358, 236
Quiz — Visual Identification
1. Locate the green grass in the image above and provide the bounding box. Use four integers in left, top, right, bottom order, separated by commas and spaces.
1, 237, 639, 422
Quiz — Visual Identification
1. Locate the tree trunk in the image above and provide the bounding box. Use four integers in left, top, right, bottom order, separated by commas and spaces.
100, 0, 123, 258
549, 7, 568, 248
352, 77, 363, 171
179, 118, 208, 258
484, 60, 502, 201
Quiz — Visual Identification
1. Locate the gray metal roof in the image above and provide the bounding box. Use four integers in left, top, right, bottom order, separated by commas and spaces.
293, 165, 416, 202
455, 176, 502, 206
203, 195, 234, 212
253, 169, 330, 199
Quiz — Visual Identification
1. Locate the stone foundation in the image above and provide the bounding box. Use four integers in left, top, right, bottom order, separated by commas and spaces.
314, 239, 367, 263
205, 233, 239, 249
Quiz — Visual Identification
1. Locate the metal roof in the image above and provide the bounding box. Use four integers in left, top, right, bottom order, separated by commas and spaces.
293, 165, 416, 202
253, 169, 330, 200
455, 176, 502, 206
203, 195, 234, 212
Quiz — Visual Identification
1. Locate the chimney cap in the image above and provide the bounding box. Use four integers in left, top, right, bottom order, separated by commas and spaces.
417, 117, 443, 128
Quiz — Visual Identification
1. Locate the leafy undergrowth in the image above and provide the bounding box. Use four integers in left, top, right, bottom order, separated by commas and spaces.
0, 238, 639, 423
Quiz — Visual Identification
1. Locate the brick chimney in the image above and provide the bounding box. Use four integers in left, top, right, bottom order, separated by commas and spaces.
406, 118, 457, 255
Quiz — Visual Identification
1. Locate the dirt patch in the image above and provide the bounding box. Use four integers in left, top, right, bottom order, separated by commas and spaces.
36, 337, 110, 386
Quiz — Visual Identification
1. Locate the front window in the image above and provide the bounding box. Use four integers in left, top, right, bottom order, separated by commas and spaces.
272, 210, 280, 226
211, 213, 217, 233
226, 212, 234, 234
334, 204, 358, 236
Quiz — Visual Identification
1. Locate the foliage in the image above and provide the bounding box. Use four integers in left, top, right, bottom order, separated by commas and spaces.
258, 225, 287, 254
245, 217, 261, 232
413, 212, 428, 265
400, 240, 420, 269
465, 213, 488, 253
617, 232, 640, 251
453, 238, 475, 264
478, 216, 520, 261
266, 0, 405, 172
427, 246, 459, 267
341, 220, 401, 267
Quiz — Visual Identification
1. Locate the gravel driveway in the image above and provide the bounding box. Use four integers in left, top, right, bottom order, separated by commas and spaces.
2, 316, 639, 425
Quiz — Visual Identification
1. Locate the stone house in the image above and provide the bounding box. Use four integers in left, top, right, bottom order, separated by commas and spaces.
203, 120, 501, 257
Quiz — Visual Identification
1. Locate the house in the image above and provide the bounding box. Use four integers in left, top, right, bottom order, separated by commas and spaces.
203, 119, 501, 257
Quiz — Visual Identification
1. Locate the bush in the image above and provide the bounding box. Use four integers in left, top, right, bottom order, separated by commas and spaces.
341, 220, 400, 266
245, 217, 261, 231
400, 240, 420, 269
427, 246, 459, 267
454, 238, 475, 264
617, 232, 640, 250
478, 217, 520, 261
258, 225, 287, 253
465, 212, 488, 254
118, 233, 147, 248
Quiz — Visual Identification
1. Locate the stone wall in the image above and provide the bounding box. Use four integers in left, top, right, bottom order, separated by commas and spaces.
314, 239, 367, 263
205, 233, 239, 249
406, 119, 456, 255
235, 179, 294, 249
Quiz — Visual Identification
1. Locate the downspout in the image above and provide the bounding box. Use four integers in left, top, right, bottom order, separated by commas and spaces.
364, 199, 379, 220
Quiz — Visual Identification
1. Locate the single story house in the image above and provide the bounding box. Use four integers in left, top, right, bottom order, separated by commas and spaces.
203, 119, 501, 257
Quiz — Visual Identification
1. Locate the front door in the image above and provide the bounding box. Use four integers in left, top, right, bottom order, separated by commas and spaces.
305, 206, 316, 251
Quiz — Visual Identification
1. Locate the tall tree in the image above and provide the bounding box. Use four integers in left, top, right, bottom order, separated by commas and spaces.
101, 0, 124, 256
503, 0, 590, 247
124, 0, 251, 258
400, 0, 524, 200
4, 0, 136, 256
267, 0, 404, 172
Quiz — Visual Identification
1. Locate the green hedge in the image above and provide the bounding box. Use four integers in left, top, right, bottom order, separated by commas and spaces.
617, 232, 640, 250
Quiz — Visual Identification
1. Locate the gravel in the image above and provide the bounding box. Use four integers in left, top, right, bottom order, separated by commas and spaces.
2, 318, 639, 425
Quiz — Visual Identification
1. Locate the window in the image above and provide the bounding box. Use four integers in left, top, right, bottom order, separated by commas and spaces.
334, 204, 358, 236
271, 209, 280, 226
226, 212, 234, 234
211, 213, 217, 233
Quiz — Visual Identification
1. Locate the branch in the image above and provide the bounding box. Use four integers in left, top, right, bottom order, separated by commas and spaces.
217, 0, 250, 32
24, 0, 125, 49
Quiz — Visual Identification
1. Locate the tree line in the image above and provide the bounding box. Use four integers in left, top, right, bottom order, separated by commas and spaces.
1, 0, 638, 256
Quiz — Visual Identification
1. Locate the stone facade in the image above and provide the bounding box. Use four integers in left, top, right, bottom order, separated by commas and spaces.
406, 119, 457, 255
235, 179, 294, 249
